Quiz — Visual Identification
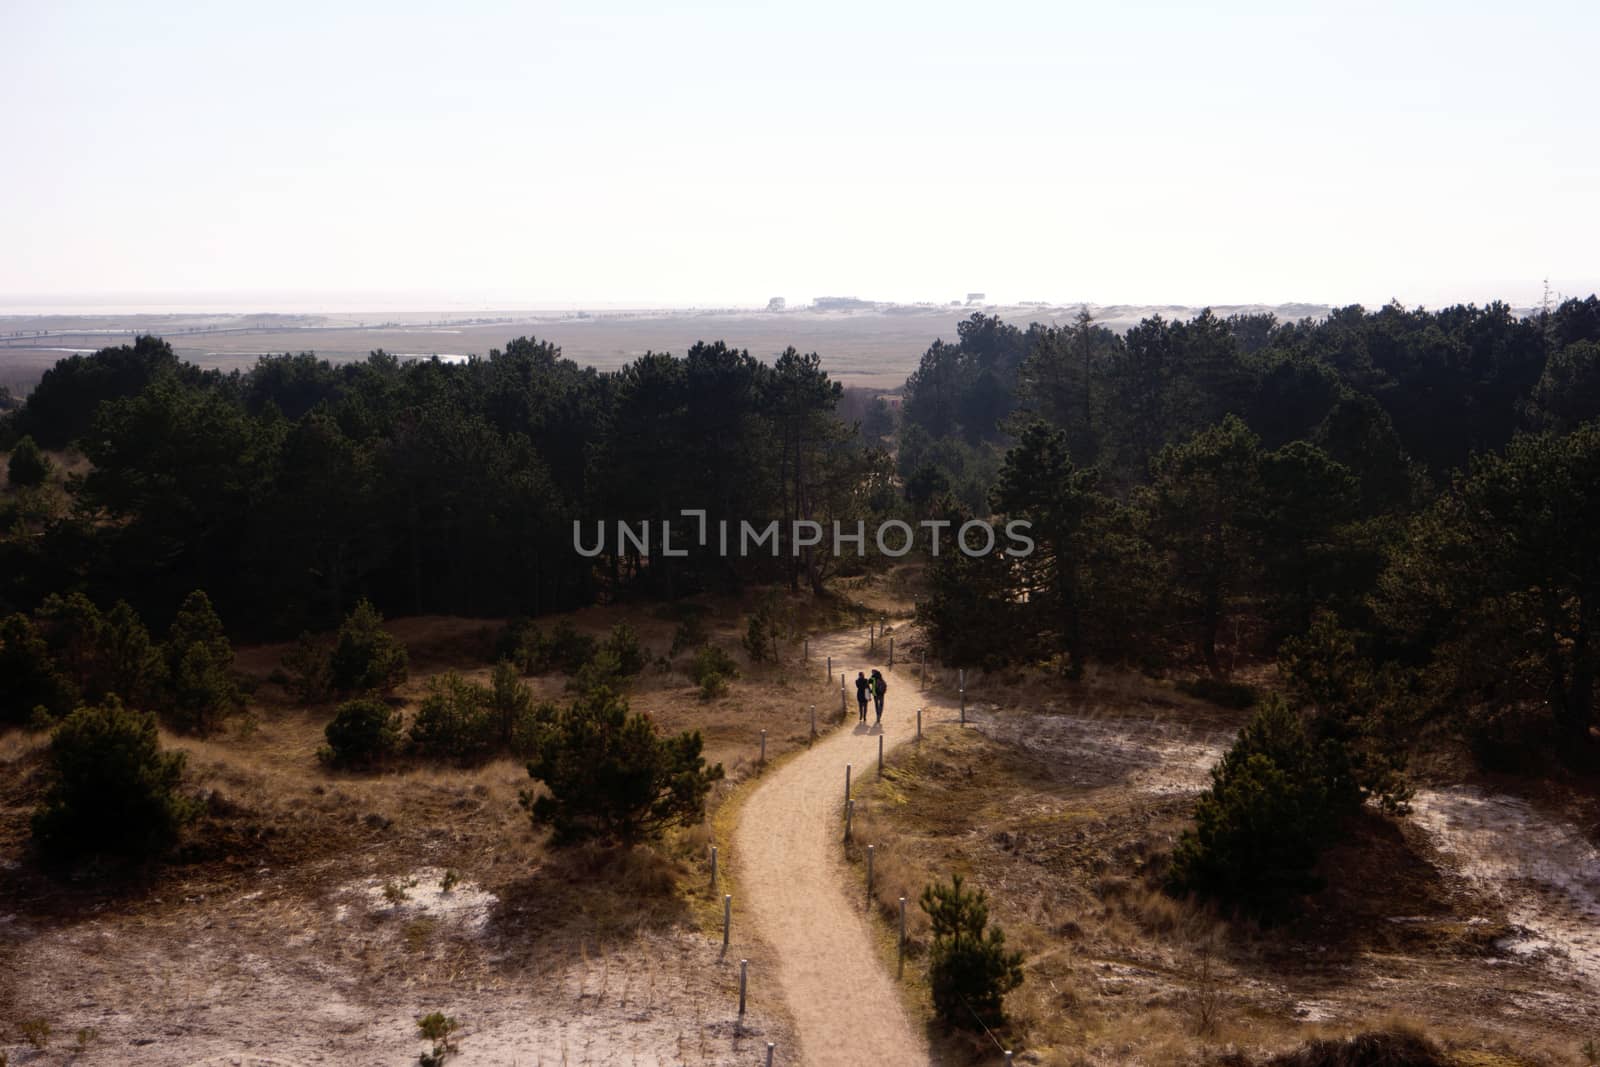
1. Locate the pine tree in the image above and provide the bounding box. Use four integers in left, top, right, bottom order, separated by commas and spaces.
523, 688, 724, 844
32, 697, 198, 860
7, 434, 52, 488
919, 873, 1024, 1029
328, 598, 409, 694
162, 590, 241, 734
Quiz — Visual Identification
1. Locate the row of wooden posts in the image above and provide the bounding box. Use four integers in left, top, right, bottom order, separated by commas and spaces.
725, 629, 1005, 1063
804, 628, 967, 725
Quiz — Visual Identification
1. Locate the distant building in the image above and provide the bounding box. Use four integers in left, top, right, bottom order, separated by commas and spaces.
965, 292, 986, 304
766, 297, 786, 311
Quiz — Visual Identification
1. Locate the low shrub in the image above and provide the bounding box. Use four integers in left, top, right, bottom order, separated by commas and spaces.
329, 599, 409, 694
409, 672, 493, 761
572, 649, 627, 694
1264, 1027, 1447, 1066
1166, 696, 1358, 914
0, 612, 78, 726
321, 698, 403, 768
688, 644, 738, 686
603, 622, 648, 675
688, 644, 739, 701
920, 872, 1024, 1030
161, 590, 242, 735
544, 619, 598, 674
488, 660, 556, 757
522, 688, 724, 845
283, 631, 333, 703
668, 616, 707, 659
7, 434, 52, 487
31, 698, 199, 861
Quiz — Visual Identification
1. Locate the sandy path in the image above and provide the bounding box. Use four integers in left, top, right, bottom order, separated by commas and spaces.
733, 630, 948, 1066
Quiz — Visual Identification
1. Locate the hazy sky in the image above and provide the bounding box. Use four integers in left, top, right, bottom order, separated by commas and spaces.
3, 0, 1596, 310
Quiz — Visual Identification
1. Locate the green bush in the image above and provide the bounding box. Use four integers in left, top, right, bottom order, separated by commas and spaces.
603, 622, 648, 675
408, 672, 493, 761
0, 612, 78, 726
920, 873, 1024, 1030
329, 599, 409, 694
321, 698, 403, 768
100, 600, 162, 707
688, 644, 738, 687
7, 433, 52, 488
488, 659, 556, 757
416, 1011, 461, 1065
571, 649, 625, 694
522, 688, 724, 844
742, 601, 784, 663
1166, 696, 1358, 914
280, 631, 332, 702
31, 698, 198, 861
544, 619, 598, 674
161, 590, 241, 734
687, 644, 738, 701
668, 616, 707, 659
1264, 1027, 1448, 1066
495, 617, 544, 673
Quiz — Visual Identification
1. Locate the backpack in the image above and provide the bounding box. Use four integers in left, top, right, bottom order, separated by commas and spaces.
875, 676, 887, 696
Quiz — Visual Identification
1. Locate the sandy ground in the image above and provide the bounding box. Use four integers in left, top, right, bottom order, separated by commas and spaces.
1411, 787, 1600, 992
733, 629, 950, 1066
0, 860, 786, 1066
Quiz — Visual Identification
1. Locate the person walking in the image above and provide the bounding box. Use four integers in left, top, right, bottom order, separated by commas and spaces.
870, 669, 887, 724
855, 672, 871, 723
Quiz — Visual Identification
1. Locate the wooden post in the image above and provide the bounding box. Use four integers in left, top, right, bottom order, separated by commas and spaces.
869, 623, 875, 653
710, 845, 718, 889
810, 703, 816, 742
738, 958, 748, 1015
888, 636, 894, 666
826, 654, 831, 680
840, 675, 846, 717
866, 844, 875, 903
878, 734, 884, 777
803, 637, 809, 661
722, 894, 732, 954
898, 896, 907, 978
917, 706, 922, 741
759, 729, 766, 765
844, 763, 852, 807
960, 688, 966, 725
845, 798, 854, 841
766, 1042, 775, 1066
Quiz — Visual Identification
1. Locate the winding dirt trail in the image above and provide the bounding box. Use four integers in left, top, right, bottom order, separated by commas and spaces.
733, 629, 951, 1066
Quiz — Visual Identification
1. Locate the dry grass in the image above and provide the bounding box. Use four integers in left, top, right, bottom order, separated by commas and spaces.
843, 667, 1593, 1067
0, 593, 850, 1062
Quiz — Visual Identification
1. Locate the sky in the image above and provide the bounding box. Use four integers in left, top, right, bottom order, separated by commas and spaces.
2, 0, 1597, 311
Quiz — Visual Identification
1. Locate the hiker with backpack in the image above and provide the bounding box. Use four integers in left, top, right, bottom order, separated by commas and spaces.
870, 669, 887, 724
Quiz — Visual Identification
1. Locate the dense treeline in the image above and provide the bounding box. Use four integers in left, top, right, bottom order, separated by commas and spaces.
6, 296, 1600, 777
896, 296, 1600, 912
909, 297, 1600, 769
0, 336, 891, 636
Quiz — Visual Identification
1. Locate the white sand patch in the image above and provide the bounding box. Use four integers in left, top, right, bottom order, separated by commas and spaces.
334, 867, 498, 932
1412, 787, 1600, 989
970, 707, 1232, 795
